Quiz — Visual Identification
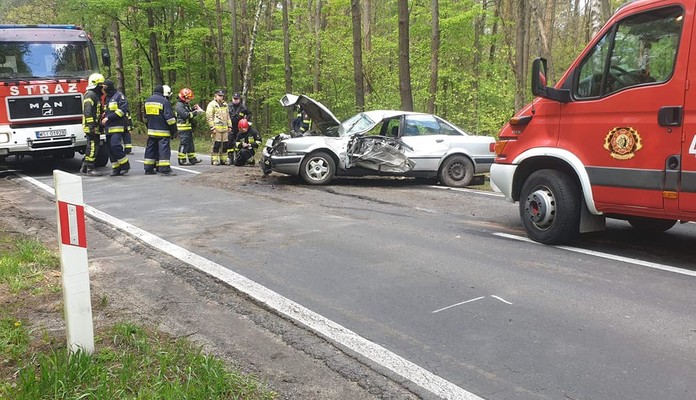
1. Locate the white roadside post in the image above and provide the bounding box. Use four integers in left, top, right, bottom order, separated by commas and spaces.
53, 170, 94, 355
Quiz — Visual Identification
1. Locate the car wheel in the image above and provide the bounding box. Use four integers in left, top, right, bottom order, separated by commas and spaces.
300, 151, 335, 185
519, 169, 580, 244
439, 155, 474, 187
95, 142, 109, 167
627, 217, 676, 233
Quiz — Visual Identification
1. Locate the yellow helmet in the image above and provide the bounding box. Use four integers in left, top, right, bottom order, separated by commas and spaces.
87, 73, 105, 90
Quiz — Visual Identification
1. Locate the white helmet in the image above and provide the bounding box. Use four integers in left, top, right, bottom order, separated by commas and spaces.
86, 73, 105, 90
163, 85, 172, 98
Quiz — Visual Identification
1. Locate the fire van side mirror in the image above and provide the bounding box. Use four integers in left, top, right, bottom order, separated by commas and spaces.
101, 48, 111, 68
531, 58, 571, 103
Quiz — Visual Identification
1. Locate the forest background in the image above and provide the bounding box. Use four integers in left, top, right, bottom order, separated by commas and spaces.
1, 0, 619, 139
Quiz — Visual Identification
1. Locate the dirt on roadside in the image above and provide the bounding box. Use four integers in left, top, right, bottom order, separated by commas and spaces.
0, 171, 422, 400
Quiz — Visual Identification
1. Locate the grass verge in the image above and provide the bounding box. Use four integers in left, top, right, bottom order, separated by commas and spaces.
0, 229, 276, 399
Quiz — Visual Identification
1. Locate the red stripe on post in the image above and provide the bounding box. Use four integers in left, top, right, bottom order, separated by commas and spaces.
58, 201, 87, 248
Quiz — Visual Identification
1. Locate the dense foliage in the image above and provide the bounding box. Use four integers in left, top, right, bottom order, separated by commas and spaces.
0, 0, 623, 138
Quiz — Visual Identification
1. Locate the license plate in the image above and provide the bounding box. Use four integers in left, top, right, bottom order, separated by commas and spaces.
36, 129, 67, 139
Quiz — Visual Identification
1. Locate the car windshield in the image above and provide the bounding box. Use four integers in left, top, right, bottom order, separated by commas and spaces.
338, 113, 375, 137
0, 41, 97, 79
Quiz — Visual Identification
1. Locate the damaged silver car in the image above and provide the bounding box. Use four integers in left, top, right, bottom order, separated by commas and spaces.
261, 94, 496, 187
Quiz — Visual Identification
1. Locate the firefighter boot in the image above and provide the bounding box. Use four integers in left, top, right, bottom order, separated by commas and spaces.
120, 161, 131, 176
189, 157, 201, 164
86, 169, 103, 177
79, 162, 87, 174
178, 157, 187, 166
110, 168, 121, 176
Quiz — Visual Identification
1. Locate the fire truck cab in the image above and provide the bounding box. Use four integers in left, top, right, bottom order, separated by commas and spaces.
490, 0, 696, 244
0, 25, 110, 165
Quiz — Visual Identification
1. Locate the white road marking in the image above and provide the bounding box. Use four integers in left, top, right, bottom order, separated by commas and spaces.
428, 185, 504, 197
17, 171, 486, 400
490, 295, 513, 305
493, 232, 696, 278
432, 297, 485, 314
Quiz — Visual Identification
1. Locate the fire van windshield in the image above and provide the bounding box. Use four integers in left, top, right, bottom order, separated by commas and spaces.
0, 41, 98, 80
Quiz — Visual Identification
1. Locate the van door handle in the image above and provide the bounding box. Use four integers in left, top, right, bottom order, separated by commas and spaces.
658, 106, 683, 127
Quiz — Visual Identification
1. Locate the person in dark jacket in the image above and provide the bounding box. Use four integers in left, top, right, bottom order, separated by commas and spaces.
232, 118, 262, 166
227, 92, 252, 165
80, 73, 105, 176
175, 87, 204, 165
143, 85, 178, 176
101, 79, 130, 176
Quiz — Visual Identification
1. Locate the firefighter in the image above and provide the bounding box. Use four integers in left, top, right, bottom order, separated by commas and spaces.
175, 87, 204, 165
80, 72, 105, 176
101, 79, 131, 176
206, 89, 232, 166
143, 85, 178, 176
226, 92, 252, 164
291, 109, 311, 136
232, 118, 262, 166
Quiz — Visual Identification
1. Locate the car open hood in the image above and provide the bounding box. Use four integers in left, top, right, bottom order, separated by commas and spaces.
280, 94, 341, 136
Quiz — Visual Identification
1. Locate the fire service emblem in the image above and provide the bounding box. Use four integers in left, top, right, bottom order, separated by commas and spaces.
604, 127, 642, 160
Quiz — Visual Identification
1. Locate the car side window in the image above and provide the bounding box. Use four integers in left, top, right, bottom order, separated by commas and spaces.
575, 6, 683, 99
403, 115, 440, 136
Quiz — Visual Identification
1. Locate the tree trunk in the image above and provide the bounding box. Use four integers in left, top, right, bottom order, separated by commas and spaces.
362, 0, 372, 52
230, 0, 239, 92
514, 0, 527, 111
242, 0, 263, 98
398, 0, 413, 111
133, 39, 143, 123
282, 0, 293, 127
313, 0, 322, 94
146, 7, 164, 86
215, 0, 228, 89
111, 20, 126, 93
351, 0, 365, 112
426, 0, 439, 114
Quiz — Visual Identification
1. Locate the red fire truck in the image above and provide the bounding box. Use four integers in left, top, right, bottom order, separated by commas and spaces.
490, 0, 696, 244
0, 25, 110, 166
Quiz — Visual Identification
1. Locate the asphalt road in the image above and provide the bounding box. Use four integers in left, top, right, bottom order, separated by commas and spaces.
4, 149, 696, 400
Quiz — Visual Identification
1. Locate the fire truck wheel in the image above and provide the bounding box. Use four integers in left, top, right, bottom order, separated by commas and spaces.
439, 155, 474, 187
519, 169, 580, 244
627, 217, 677, 233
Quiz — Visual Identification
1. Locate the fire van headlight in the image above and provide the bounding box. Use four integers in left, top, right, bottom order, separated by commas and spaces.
0, 132, 10, 144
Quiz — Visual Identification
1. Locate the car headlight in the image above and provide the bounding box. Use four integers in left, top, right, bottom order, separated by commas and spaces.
272, 142, 288, 156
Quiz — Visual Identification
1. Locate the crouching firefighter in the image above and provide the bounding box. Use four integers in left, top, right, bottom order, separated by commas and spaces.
232, 119, 261, 166
175, 88, 204, 165
101, 79, 131, 176
143, 85, 178, 176
80, 73, 105, 176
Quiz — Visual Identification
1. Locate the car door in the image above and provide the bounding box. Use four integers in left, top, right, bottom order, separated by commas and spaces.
399, 114, 450, 172
681, 5, 696, 213
559, 5, 688, 211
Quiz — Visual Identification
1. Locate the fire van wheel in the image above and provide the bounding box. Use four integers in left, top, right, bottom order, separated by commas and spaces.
519, 169, 581, 245
439, 155, 474, 187
627, 217, 677, 233
300, 151, 335, 185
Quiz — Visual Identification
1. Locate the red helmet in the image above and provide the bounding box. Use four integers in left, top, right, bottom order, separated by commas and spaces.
238, 119, 249, 130
178, 88, 194, 101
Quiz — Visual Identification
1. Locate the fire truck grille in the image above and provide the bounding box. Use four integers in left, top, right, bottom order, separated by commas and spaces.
7, 94, 83, 122
29, 137, 75, 149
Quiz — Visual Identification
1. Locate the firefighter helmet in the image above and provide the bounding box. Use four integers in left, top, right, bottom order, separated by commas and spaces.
86, 73, 105, 90
179, 88, 194, 101
238, 119, 249, 130
163, 85, 172, 98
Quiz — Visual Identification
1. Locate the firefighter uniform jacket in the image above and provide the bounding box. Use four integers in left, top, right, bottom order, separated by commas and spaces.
206, 99, 231, 142
228, 102, 251, 133
235, 127, 262, 150
103, 90, 129, 134
175, 98, 195, 133
82, 89, 103, 136
145, 93, 177, 137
